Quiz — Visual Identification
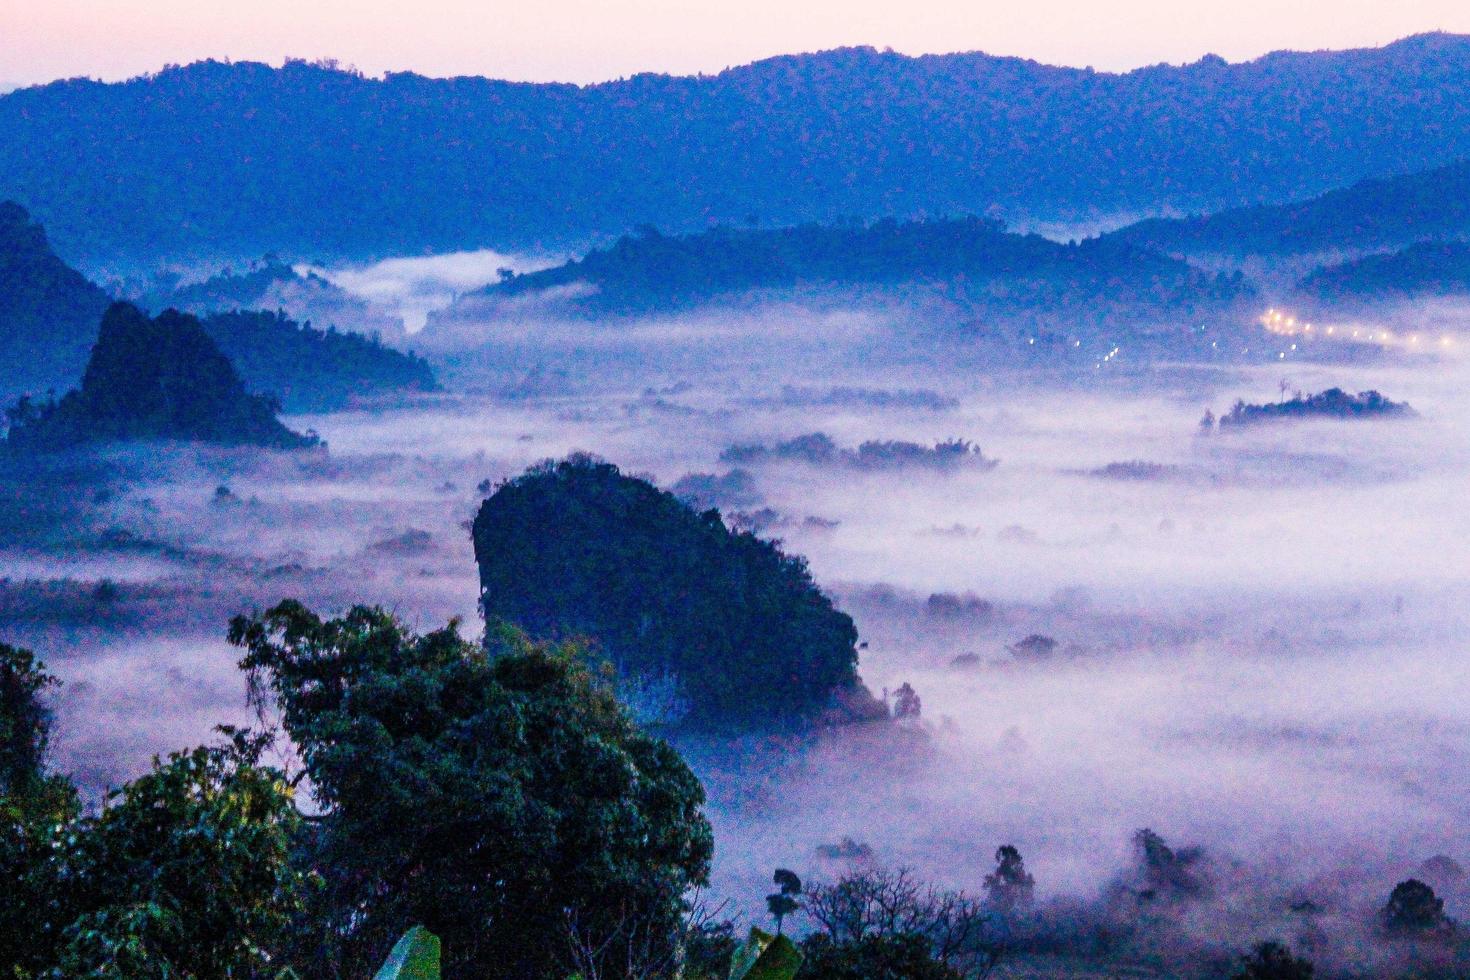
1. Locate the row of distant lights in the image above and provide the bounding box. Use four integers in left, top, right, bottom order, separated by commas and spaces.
1261, 308, 1454, 350
1023, 334, 1118, 368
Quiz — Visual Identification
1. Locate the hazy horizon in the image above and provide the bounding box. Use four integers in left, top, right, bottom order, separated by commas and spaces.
4, 0, 1470, 89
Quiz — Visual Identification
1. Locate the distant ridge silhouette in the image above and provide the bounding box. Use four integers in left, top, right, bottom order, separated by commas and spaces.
4, 34, 1470, 261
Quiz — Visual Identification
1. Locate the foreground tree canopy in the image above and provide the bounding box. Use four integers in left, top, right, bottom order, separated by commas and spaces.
4, 302, 317, 453
1, 603, 715, 978
0, 645, 305, 978
472, 455, 863, 728
230, 600, 715, 977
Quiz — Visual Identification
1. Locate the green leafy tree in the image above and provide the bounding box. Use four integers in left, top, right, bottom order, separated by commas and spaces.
0, 644, 80, 977
229, 600, 714, 978
0, 643, 64, 801
53, 727, 308, 978
729, 927, 803, 980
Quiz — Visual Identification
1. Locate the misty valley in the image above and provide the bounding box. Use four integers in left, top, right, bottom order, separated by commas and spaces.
6, 35, 1470, 980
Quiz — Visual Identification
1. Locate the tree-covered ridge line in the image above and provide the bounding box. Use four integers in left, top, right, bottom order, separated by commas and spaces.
4, 303, 319, 453
0, 201, 110, 405
198, 310, 437, 412
1294, 239, 1470, 300
147, 256, 320, 311
1111, 157, 1470, 257
449, 217, 1248, 316
7, 34, 1470, 262
473, 455, 881, 729
138, 254, 410, 344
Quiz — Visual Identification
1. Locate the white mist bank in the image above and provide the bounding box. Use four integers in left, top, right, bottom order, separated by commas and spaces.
4, 300, 1469, 967
307, 248, 559, 332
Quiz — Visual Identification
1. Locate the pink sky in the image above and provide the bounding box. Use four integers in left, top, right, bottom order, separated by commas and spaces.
3, 0, 1470, 88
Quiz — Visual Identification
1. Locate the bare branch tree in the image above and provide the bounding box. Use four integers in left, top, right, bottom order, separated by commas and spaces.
804, 867, 1004, 978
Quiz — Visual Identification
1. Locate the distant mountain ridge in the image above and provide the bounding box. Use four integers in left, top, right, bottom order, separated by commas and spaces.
6, 33, 1470, 262
1295, 240, 1470, 300
430, 216, 1249, 326
198, 310, 436, 412
142, 257, 407, 340
1112, 158, 1470, 256
0, 202, 110, 402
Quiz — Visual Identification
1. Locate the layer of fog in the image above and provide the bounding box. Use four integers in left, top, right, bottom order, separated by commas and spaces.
4, 294, 1470, 970
304, 248, 558, 332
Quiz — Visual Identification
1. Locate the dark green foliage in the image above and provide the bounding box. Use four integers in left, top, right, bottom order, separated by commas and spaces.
1382, 879, 1452, 934
471, 455, 862, 728
1232, 941, 1315, 980
200, 310, 436, 411
1296, 239, 1470, 300
683, 919, 740, 977
0, 642, 58, 797
797, 933, 963, 980
0, 200, 110, 402
0, 710, 304, 979
8, 38, 1470, 260
51, 729, 308, 978
1218, 389, 1413, 428
5, 302, 317, 453
228, 600, 713, 978
470, 217, 1243, 315
0, 644, 80, 977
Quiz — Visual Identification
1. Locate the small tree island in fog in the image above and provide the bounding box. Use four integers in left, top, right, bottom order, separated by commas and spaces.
1216, 388, 1413, 429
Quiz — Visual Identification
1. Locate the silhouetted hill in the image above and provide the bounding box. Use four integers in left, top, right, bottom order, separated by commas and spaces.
472, 455, 872, 729
439, 217, 1247, 317
146, 257, 406, 339
0, 201, 110, 402
4, 303, 317, 452
1112, 159, 1470, 256
199, 311, 436, 411
1295, 240, 1470, 300
6, 35, 1470, 261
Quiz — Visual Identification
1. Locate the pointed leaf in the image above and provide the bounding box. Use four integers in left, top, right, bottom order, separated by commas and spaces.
729, 927, 803, 980
374, 925, 441, 980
